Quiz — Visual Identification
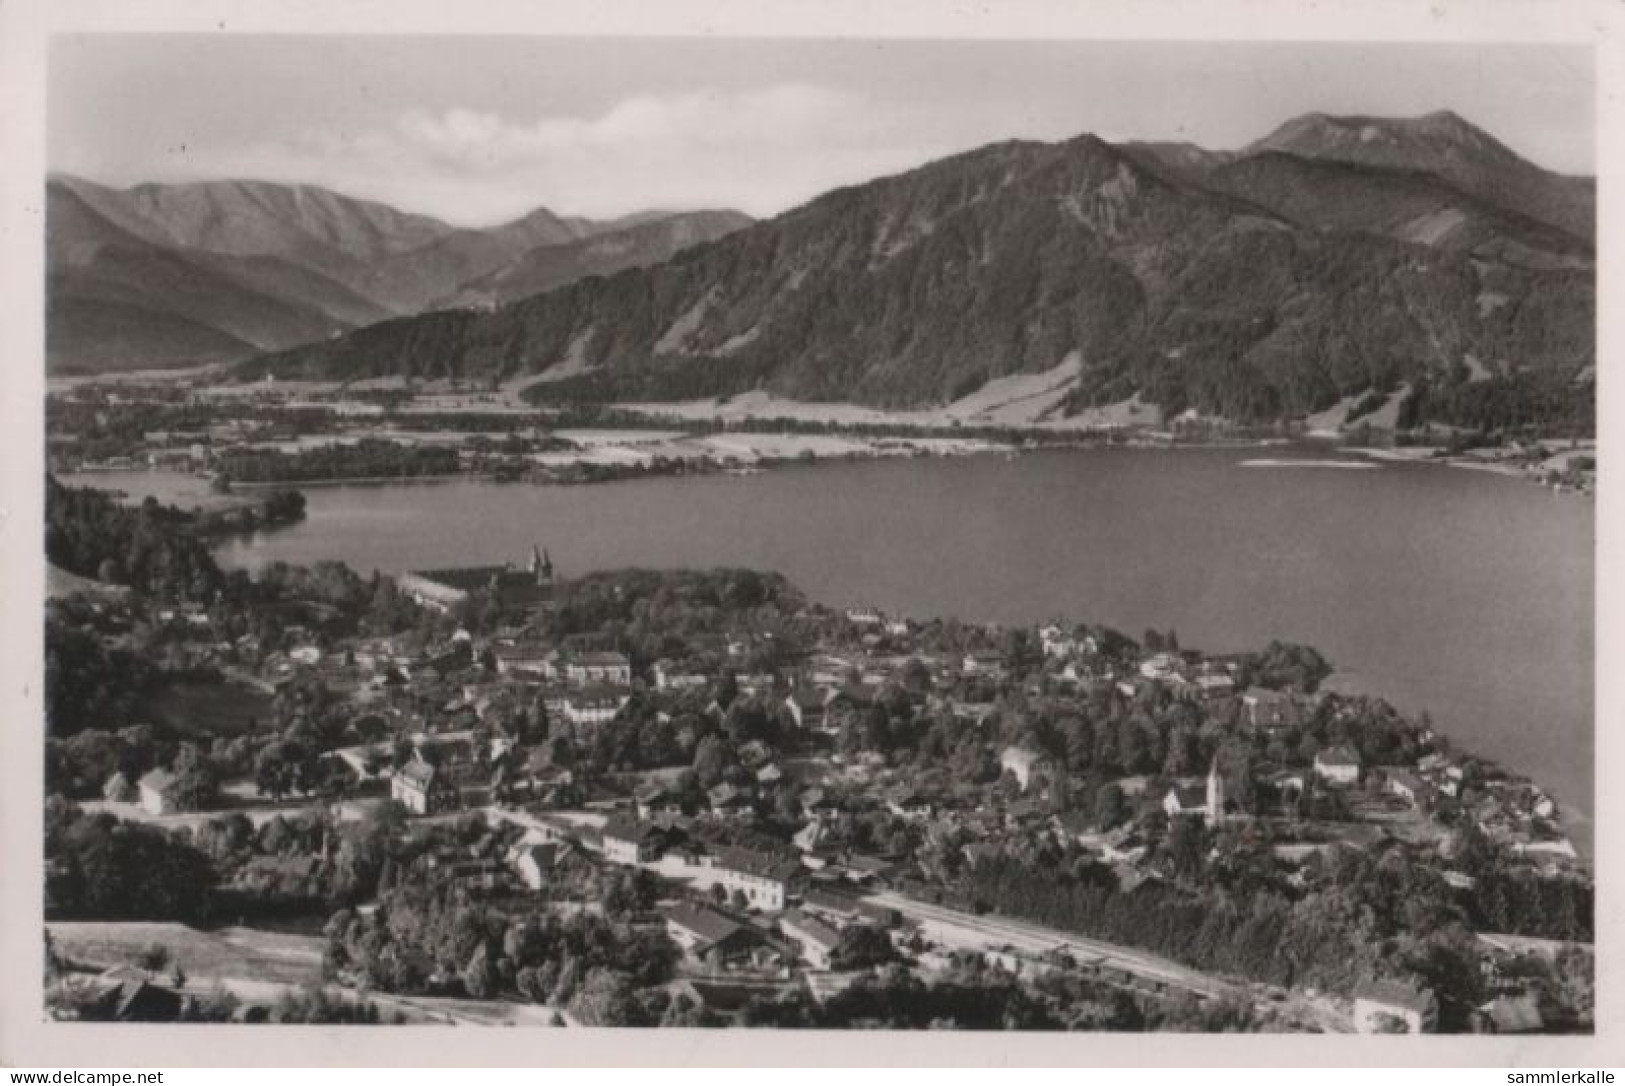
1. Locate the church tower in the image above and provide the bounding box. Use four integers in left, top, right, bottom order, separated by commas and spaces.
531, 544, 554, 586
1206, 756, 1226, 825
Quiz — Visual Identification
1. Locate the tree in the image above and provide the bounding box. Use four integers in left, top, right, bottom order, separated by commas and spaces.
1164, 816, 1208, 882
550, 955, 581, 1006
515, 966, 549, 1003
168, 743, 219, 812
461, 943, 496, 1000
833, 925, 896, 970
1095, 782, 1128, 830
254, 740, 312, 802
692, 734, 733, 788
139, 943, 172, 973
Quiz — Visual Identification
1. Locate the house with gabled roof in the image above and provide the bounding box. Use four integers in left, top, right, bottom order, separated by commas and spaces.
660, 901, 766, 969
602, 814, 665, 865
999, 746, 1049, 792
801, 886, 865, 927
1480, 993, 1544, 1034
1353, 980, 1438, 1033
779, 909, 843, 970
783, 686, 828, 730
566, 651, 632, 686
102, 771, 136, 804
713, 846, 802, 911
707, 782, 756, 821
1383, 767, 1430, 806
1315, 745, 1363, 786
509, 842, 561, 890
80, 969, 184, 1022
137, 767, 180, 816
391, 757, 458, 816
1241, 686, 1301, 729
1162, 782, 1208, 821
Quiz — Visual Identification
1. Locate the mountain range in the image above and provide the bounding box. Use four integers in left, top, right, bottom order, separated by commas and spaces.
51, 110, 1595, 429
228, 110, 1593, 426
46, 175, 752, 374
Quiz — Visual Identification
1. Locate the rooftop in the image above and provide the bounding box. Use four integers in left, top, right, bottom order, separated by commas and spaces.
716, 846, 802, 883
661, 900, 748, 947
1355, 979, 1436, 1015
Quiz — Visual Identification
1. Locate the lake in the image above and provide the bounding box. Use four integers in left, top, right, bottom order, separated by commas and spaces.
77, 445, 1595, 841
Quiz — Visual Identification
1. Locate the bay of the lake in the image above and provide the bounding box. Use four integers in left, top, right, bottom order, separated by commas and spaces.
75, 445, 1594, 846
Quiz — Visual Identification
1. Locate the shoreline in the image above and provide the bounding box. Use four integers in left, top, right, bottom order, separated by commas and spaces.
227, 472, 481, 490
77, 435, 1583, 501
1345, 445, 1595, 495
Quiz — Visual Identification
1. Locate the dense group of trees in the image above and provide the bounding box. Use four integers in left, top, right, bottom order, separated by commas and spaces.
192, 489, 307, 536
44, 617, 159, 738
1399, 371, 1594, 438
958, 844, 1494, 1025
322, 877, 677, 1011
47, 475, 223, 600
45, 799, 218, 922
217, 439, 460, 483
1448, 823, 1593, 942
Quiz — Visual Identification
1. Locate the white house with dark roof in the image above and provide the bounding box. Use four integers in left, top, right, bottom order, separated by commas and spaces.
1138, 652, 1184, 682
137, 768, 180, 816
1383, 767, 1429, 805
653, 659, 710, 691
660, 901, 760, 967
962, 651, 1007, 678
561, 685, 631, 727
490, 640, 555, 678
103, 771, 137, 804
602, 814, 664, 865
783, 686, 828, 730
509, 842, 561, 890
566, 652, 632, 686
713, 846, 802, 910
391, 758, 457, 816
1162, 782, 1208, 821
778, 909, 843, 970
999, 746, 1047, 791
1314, 745, 1363, 786
1353, 980, 1438, 1033
1241, 687, 1301, 729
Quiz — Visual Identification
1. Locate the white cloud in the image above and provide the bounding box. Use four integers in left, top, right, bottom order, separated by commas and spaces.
193, 85, 966, 225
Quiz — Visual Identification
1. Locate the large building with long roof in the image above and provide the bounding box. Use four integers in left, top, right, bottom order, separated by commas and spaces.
398, 544, 557, 613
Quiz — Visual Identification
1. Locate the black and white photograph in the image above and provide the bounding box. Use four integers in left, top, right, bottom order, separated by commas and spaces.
2, 0, 1617, 1067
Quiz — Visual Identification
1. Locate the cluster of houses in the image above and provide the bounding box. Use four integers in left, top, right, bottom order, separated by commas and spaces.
72, 571, 1589, 1033
113, 589, 1579, 890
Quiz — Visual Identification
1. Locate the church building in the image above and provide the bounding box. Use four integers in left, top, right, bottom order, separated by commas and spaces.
397, 545, 557, 613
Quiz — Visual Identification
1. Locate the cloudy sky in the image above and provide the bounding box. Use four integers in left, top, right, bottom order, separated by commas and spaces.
48, 36, 1594, 226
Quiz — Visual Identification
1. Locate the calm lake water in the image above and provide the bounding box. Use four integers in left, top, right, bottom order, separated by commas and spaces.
74, 446, 1595, 840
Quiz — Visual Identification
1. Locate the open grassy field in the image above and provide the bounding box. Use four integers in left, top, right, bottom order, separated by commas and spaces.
48, 921, 325, 988
48, 921, 570, 1026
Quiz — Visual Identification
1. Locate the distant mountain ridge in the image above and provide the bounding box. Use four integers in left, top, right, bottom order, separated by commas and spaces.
45, 175, 753, 374
235, 111, 1593, 428
48, 179, 364, 373
1243, 110, 1594, 239
445, 209, 757, 309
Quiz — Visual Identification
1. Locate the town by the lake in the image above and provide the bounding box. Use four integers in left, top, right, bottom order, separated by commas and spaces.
33, 34, 1600, 1046
42, 376, 1593, 1035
